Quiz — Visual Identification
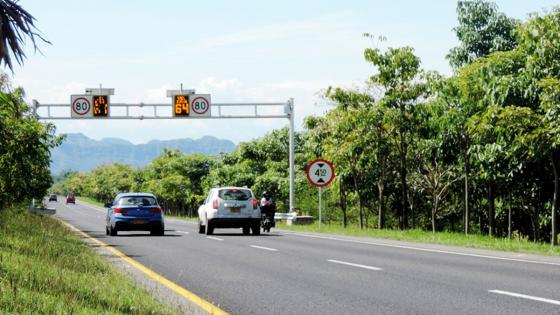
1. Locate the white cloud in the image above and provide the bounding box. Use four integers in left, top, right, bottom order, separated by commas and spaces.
200, 11, 356, 49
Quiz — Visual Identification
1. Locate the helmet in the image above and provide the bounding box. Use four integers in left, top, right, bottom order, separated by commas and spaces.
263, 191, 270, 197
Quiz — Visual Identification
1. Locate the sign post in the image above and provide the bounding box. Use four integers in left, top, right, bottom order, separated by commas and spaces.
306, 159, 335, 228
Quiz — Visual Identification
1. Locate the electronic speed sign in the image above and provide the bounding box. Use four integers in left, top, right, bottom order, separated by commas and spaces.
171, 94, 211, 117
173, 95, 190, 116
306, 159, 335, 188
92, 95, 109, 117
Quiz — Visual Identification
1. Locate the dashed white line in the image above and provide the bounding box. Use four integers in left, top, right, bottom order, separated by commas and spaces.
206, 236, 224, 241
289, 233, 560, 267
250, 245, 278, 252
176, 231, 190, 235
327, 259, 382, 271
489, 290, 560, 306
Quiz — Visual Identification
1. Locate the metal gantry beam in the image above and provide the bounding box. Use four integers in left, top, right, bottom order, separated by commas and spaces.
34, 99, 296, 213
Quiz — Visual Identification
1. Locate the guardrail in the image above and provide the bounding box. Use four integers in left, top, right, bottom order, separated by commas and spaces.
274, 213, 314, 225
28, 199, 56, 215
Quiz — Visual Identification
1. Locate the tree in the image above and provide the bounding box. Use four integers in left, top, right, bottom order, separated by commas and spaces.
516, 8, 560, 245
364, 46, 427, 229
0, 0, 50, 71
0, 86, 61, 207
447, 0, 518, 69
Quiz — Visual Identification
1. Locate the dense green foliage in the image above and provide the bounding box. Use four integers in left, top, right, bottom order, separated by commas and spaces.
0, 205, 175, 314
0, 75, 61, 208
53, 2, 560, 246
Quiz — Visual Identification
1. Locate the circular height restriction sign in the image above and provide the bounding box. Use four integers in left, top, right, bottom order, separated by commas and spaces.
306, 159, 335, 188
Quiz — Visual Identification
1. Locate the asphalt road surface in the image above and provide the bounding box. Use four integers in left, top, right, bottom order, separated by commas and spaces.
51, 199, 560, 315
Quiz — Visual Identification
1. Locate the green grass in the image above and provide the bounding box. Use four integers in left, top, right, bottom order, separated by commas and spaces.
278, 222, 560, 257
0, 205, 176, 314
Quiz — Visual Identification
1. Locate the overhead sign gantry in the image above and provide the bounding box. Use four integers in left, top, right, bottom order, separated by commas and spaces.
34, 85, 296, 213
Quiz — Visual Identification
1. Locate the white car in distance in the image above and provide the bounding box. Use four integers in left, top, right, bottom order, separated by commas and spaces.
198, 187, 261, 235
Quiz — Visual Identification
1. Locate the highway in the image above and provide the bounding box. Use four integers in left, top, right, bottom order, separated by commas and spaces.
52, 199, 560, 315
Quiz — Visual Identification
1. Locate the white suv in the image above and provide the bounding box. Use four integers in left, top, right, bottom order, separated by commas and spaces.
198, 187, 261, 235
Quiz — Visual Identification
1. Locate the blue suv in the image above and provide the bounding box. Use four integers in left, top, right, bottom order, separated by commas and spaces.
105, 193, 165, 236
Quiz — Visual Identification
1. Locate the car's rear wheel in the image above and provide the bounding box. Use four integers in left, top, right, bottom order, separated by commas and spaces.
205, 221, 214, 235
105, 226, 110, 235
242, 226, 250, 235
251, 224, 261, 235
110, 225, 118, 236
151, 227, 164, 236
198, 220, 205, 234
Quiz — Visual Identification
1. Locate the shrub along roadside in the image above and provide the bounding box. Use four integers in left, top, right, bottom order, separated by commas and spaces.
0, 205, 175, 314
278, 222, 560, 257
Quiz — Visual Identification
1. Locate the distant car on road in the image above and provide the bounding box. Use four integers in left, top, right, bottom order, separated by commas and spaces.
105, 193, 165, 236
66, 193, 75, 204
198, 187, 261, 235
48, 194, 57, 202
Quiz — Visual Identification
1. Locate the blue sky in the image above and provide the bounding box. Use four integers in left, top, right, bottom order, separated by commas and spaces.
12, 0, 559, 144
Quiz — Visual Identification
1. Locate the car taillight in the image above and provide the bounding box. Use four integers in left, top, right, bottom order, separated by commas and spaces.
150, 207, 162, 213
212, 199, 218, 209
252, 199, 258, 209
114, 208, 128, 214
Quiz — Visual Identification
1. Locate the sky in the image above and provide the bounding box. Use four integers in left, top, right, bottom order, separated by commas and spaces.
11, 0, 560, 144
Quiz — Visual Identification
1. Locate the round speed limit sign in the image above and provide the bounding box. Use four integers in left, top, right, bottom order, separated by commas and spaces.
72, 97, 91, 116
306, 159, 335, 188
190, 96, 210, 115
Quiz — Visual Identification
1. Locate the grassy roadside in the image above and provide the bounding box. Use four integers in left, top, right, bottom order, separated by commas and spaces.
0, 205, 175, 314
278, 222, 560, 257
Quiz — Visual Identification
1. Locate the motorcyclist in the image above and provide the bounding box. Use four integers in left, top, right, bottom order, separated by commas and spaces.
260, 192, 276, 231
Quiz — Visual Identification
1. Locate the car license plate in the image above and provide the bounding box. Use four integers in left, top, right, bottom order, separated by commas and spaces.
230, 207, 240, 213
133, 219, 145, 225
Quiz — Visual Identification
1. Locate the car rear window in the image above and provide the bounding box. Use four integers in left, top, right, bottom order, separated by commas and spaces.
117, 196, 158, 206
218, 189, 252, 201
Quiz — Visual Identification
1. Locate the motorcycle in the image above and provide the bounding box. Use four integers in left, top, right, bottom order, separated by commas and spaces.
260, 201, 276, 233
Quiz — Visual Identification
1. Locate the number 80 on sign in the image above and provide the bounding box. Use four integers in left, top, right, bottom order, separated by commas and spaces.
71, 95, 93, 118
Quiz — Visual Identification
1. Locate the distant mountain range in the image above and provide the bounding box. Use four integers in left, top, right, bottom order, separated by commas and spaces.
50, 133, 236, 175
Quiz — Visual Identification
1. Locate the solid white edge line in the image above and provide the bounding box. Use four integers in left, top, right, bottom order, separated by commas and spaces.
327, 259, 382, 271
249, 245, 278, 252
289, 233, 560, 267
177, 231, 190, 234
489, 290, 560, 306
206, 236, 224, 241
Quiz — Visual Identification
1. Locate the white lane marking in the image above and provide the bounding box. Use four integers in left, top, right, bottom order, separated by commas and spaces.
250, 245, 278, 252
76, 200, 106, 213
288, 232, 560, 267
177, 231, 190, 235
327, 259, 382, 271
206, 236, 223, 241
489, 290, 560, 306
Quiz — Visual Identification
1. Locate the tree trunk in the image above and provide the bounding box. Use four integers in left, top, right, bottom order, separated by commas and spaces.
551, 150, 559, 246
464, 138, 469, 235
378, 181, 385, 229
488, 180, 495, 237
508, 193, 512, 239
432, 194, 438, 233
339, 183, 347, 228
399, 129, 409, 229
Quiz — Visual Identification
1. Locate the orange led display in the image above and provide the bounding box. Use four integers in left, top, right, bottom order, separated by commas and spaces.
93, 95, 109, 117
174, 95, 190, 116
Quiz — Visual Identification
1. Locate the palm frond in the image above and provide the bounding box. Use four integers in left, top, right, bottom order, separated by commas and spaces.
0, 0, 50, 71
